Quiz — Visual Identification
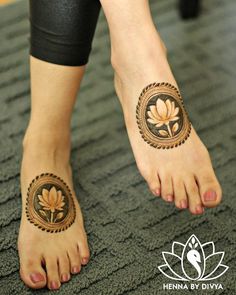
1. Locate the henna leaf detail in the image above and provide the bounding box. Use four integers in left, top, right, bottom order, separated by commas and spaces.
159, 130, 169, 137
54, 212, 64, 222
172, 122, 179, 134
39, 210, 47, 217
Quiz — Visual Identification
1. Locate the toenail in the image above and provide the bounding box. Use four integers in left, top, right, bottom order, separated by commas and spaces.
155, 189, 160, 196
204, 190, 217, 202
82, 258, 89, 265
181, 200, 187, 209
166, 195, 173, 202
30, 273, 44, 283
72, 266, 80, 274
61, 273, 70, 282
196, 205, 203, 214
50, 281, 59, 290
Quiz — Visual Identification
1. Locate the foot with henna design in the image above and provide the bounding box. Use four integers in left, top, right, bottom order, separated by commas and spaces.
18, 132, 90, 290
100, 0, 222, 214
114, 71, 222, 214
17, 56, 90, 290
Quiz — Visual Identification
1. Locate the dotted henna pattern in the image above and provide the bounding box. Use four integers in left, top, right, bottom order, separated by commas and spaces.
26, 173, 76, 233
136, 82, 191, 149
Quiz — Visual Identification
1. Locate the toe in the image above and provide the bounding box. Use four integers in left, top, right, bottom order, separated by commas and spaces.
58, 254, 71, 283
78, 234, 90, 266
185, 177, 204, 215
196, 170, 222, 208
68, 246, 81, 274
173, 177, 188, 209
45, 257, 61, 290
160, 172, 174, 202
20, 256, 46, 289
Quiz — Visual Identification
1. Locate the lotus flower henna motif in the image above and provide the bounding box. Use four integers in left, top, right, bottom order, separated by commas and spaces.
38, 186, 65, 223
26, 173, 76, 232
136, 82, 191, 148
147, 99, 180, 137
147, 99, 179, 126
158, 235, 228, 281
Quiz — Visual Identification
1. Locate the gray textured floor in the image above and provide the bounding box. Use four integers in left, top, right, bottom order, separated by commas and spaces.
0, 0, 236, 294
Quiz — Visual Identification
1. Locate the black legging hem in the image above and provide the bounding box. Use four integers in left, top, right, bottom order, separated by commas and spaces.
29, 0, 101, 67
29, 38, 91, 67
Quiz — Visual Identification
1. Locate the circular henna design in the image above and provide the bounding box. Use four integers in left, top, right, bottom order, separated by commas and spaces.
136, 82, 191, 149
26, 173, 76, 233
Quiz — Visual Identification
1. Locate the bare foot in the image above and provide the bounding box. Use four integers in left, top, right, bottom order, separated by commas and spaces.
18, 130, 90, 290
112, 39, 222, 214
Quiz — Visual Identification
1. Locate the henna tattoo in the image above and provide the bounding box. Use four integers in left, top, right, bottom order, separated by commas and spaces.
26, 173, 76, 233
136, 82, 191, 149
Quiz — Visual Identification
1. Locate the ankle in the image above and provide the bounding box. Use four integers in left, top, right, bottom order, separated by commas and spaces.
111, 35, 167, 71
111, 41, 170, 87
22, 126, 71, 159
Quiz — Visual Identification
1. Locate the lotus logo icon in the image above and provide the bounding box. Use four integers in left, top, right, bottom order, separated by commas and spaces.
158, 235, 228, 281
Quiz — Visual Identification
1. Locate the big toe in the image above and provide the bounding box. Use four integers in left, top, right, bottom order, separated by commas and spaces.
197, 171, 222, 208
20, 257, 46, 289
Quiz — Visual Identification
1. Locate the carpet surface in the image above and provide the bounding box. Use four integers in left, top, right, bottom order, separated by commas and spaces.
0, 0, 235, 294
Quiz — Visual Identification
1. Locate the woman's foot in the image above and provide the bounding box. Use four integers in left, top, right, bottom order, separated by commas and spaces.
112, 36, 222, 214
18, 129, 90, 290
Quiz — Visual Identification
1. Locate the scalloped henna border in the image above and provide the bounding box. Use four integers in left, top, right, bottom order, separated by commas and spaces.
136, 82, 192, 149
25, 172, 76, 233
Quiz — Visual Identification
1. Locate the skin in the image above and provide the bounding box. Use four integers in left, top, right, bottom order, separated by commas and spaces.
100, 0, 222, 213
19, 0, 222, 290
18, 56, 90, 290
